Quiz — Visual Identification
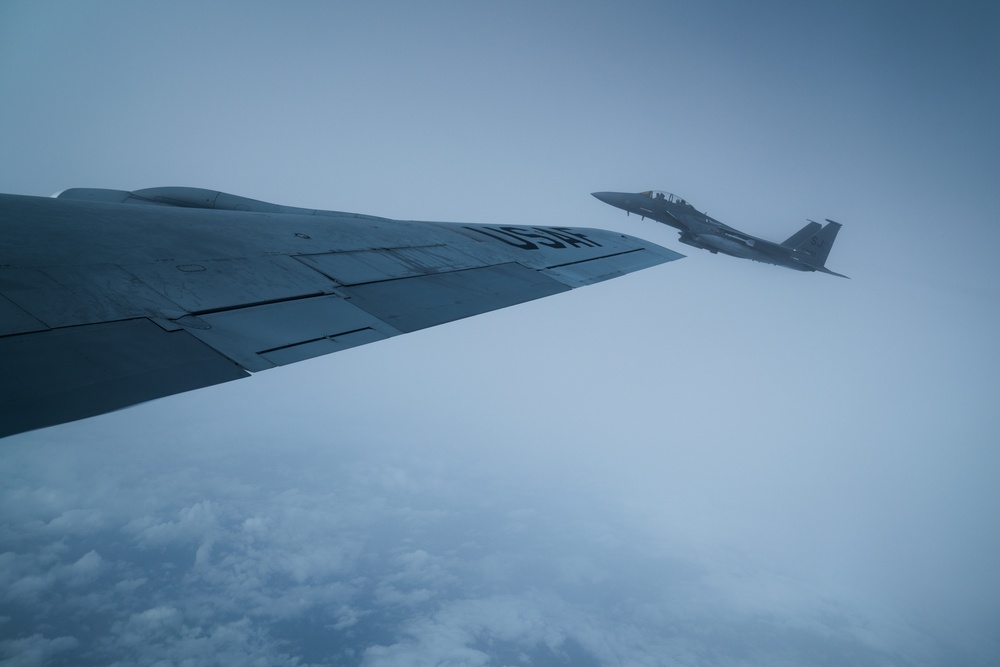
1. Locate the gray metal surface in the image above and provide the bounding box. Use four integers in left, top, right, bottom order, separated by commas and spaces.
0, 189, 683, 437
0, 319, 248, 437
186, 296, 402, 371
341, 263, 571, 333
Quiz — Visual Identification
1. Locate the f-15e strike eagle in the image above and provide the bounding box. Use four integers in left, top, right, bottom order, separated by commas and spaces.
593, 190, 847, 278
0, 187, 683, 437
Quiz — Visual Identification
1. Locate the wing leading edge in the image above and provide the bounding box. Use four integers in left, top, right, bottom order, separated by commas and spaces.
0, 188, 683, 437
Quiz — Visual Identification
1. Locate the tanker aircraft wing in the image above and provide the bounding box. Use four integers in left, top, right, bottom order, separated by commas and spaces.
592, 190, 847, 278
0, 187, 683, 437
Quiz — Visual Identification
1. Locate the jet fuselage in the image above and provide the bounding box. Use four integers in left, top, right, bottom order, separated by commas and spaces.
591, 190, 846, 277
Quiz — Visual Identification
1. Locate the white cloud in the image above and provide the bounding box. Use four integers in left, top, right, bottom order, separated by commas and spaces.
45, 508, 107, 535
114, 578, 148, 594
0, 634, 78, 667
102, 614, 305, 667
59, 549, 103, 587
5, 571, 55, 602
115, 606, 184, 647
124, 501, 221, 548
373, 583, 435, 608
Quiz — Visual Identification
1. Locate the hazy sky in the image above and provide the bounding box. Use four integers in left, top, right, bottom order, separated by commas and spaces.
2, 2, 999, 665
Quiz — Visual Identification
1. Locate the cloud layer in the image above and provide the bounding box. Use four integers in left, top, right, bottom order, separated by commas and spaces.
0, 429, 961, 666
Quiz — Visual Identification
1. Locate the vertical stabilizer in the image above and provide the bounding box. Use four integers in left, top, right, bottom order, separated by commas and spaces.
781, 221, 822, 248
795, 219, 841, 267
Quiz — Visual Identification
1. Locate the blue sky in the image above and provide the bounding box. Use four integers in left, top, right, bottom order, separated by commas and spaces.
2, 2, 999, 665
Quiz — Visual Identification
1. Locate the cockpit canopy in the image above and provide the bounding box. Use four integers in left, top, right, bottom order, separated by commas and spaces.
640, 190, 688, 205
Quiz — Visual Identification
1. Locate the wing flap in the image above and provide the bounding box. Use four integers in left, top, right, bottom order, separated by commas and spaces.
260, 327, 390, 366
0, 319, 248, 438
180, 295, 402, 371
341, 263, 571, 333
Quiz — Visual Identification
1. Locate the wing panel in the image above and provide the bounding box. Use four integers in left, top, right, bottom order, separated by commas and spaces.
391, 245, 486, 273
442, 223, 684, 276
542, 248, 682, 287
0, 266, 184, 328
183, 295, 403, 371
260, 327, 390, 366
125, 256, 336, 313
295, 250, 415, 285
0, 293, 48, 336
0, 319, 248, 438
341, 263, 570, 333
294, 245, 484, 286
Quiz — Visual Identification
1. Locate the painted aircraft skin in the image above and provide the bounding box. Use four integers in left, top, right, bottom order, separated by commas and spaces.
592, 190, 847, 278
0, 187, 683, 437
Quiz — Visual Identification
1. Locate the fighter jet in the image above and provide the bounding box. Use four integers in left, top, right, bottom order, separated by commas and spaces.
592, 190, 847, 278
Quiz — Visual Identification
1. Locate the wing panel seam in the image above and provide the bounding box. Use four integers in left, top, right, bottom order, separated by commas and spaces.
544, 248, 646, 269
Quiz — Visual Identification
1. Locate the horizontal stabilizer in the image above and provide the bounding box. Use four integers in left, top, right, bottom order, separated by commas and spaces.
814, 265, 850, 279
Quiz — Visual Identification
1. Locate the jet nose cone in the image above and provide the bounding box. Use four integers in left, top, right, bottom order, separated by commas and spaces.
590, 192, 626, 208
591, 191, 629, 210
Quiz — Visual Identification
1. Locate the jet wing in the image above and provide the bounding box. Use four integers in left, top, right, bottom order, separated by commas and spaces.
0, 188, 682, 437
